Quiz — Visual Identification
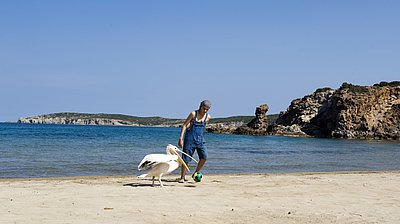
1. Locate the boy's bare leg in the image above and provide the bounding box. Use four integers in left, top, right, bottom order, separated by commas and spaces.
179, 162, 189, 183
194, 159, 206, 173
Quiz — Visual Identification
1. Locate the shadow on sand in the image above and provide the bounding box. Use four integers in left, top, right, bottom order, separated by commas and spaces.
123, 178, 196, 188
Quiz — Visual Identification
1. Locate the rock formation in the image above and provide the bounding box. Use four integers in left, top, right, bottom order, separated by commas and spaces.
207, 104, 269, 135
272, 82, 400, 140
234, 104, 269, 135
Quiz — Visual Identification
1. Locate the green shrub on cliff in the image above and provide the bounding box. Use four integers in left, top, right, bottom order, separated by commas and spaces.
209, 116, 254, 124
340, 82, 369, 93
373, 81, 400, 87
314, 87, 332, 93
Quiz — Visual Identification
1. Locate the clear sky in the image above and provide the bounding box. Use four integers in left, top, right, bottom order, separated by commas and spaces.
1, 1, 399, 122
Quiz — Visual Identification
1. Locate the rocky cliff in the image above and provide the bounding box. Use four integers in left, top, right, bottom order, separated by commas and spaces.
272, 82, 400, 140
272, 88, 335, 137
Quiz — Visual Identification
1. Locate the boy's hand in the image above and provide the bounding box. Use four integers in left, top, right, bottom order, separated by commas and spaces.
178, 139, 183, 148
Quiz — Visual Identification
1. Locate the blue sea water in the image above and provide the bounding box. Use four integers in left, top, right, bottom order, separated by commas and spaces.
0, 123, 399, 178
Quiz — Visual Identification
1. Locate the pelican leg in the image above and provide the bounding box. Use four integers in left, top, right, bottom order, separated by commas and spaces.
152, 176, 155, 187
159, 174, 164, 187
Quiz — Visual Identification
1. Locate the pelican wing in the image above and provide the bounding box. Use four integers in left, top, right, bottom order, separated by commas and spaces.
138, 154, 178, 172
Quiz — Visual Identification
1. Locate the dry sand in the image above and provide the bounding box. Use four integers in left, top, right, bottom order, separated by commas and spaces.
1, 171, 400, 224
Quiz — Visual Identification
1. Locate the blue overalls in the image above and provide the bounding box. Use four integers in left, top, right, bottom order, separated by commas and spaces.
182, 111, 208, 163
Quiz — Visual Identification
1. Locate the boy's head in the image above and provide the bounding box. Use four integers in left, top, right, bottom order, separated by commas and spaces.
199, 100, 211, 110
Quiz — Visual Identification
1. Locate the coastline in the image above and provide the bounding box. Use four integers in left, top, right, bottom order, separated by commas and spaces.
1, 170, 400, 181
2, 171, 399, 223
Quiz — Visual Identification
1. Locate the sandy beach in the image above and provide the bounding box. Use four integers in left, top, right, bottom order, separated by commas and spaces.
1, 171, 399, 224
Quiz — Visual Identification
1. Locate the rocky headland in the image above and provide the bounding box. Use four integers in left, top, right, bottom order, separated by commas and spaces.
208, 81, 400, 140
275, 81, 400, 140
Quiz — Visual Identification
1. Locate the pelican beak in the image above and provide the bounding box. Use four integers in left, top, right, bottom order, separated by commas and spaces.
177, 155, 190, 172
174, 147, 199, 164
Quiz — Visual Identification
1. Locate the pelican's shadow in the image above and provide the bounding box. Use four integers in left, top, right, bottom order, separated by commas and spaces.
124, 183, 177, 187
123, 183, 156, 187
123, 178, 176, 187
123, 178, 195, 187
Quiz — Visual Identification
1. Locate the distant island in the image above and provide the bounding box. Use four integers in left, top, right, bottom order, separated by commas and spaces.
18, 112, 279, 128
19, 113, 185, 127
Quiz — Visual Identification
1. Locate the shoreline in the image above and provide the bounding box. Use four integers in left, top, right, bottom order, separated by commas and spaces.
2, 171, 400, 223
1, 169, 400, 181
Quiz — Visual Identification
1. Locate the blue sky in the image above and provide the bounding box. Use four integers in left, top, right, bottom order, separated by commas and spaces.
1, 1, 399, 122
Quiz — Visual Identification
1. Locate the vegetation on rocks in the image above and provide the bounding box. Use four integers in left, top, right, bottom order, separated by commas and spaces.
373, 81, 400, 87
339, 82, 369, 93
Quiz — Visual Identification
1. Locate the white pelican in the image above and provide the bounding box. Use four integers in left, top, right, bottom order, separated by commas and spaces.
137, 144, 198, 187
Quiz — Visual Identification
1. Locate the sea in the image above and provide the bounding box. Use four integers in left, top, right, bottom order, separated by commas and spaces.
0, 123, 399, 178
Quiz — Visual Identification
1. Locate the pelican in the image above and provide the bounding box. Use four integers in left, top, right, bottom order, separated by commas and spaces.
137, 144, 198, 187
